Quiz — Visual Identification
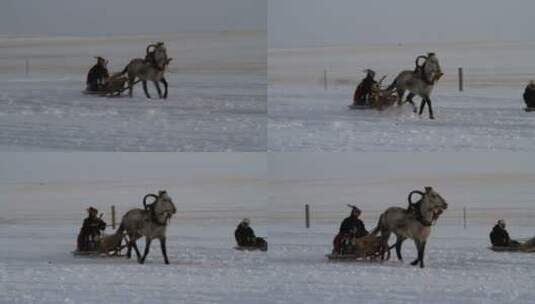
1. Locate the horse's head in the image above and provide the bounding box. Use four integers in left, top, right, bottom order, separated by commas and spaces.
421, 186, 448, 223
143, 190, 176, 224
152, 42, 169, 70
154, 190, 177, 223
423, 53, 443, 83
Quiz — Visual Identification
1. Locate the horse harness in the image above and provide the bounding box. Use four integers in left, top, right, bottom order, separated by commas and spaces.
407, 200, 433, 227
145, 203, 168, 226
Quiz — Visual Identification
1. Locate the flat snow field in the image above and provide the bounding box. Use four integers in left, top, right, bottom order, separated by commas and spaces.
268, 41, 535, 151
0, 32, 266, 151
3, 222, 535, 304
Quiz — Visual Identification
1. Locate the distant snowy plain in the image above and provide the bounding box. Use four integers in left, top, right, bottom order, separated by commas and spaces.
0, 32, 266, 151
268, 41, 535, 151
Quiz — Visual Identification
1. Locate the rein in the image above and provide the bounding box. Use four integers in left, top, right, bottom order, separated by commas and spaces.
408, 200, 433, 227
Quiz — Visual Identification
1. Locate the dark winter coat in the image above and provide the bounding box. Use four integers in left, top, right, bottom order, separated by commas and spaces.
339, 216, 368, 238
353, 75, 377, 104
77, 216, 106, 251
490, 224, 510, 247
86, 64, 109, 91
523, 85, 535, 108
235, 223, 256, 247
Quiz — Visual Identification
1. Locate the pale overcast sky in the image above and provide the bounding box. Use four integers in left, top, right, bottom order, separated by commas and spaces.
0, 0, 266, 36
269, 0, 535, 48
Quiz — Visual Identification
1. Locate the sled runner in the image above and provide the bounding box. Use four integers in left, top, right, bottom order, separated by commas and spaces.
489, 246, 535, 253
234, 237, 268, 252
348, 104, 373, 110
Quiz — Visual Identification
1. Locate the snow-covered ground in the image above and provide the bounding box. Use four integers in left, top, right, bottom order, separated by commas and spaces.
2, 153, 535, 303
0, 32, 266, 151
268, 41, 535, 151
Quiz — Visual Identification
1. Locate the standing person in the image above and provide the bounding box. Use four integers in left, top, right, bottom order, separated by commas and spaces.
77, 207, 107, 251
353, 69, 378, 106
523, 80, 535, 109
332, 205, 368, 254
86, 57, 109, 92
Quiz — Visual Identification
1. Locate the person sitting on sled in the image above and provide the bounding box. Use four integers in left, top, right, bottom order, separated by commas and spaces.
353, 69, 378, 106
77, 207, 107, 251
235, 218, 257, 247
333, 205, 369, 254
523, 80, 535, 109
490, 219, 521, 248
86, 56, 109, 92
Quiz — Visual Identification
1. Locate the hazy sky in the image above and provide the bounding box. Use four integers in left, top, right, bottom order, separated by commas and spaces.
0, 0, 266, 37
269, 0, 535, 48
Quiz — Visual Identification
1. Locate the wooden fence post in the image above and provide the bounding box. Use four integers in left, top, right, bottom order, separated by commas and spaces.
305, 204, 310, 228
111, 205, 116, 229
25, 58, 30, 77
458, 67, 464, 92
463, 207, 467, 229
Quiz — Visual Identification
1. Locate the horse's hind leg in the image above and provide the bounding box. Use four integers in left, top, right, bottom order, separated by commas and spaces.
160, 237, 169, 264
161, 77, 168, 99
131, 240, 142, 261
418, 98, 426, 116
153, 81, 162, 99
139, 237, 152, 264
396, 89, 405, 106
128, 78, 135, 98
142, 81, 151, 99
406, 93, 417, 113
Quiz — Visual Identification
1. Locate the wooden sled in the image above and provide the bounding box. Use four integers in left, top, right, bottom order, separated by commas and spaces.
328, 234, 389, 262
71, 249, 126, 257
489, 246, 535, 253
83, 78, 140, 98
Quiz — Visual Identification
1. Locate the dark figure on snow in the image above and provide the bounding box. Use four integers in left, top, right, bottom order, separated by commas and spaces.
353, 69, 378, 106
77, 207, 107, 251
332, 205, 369, 254
86, 57, 109, 92
523, 80, 535, 109
234, 218, 267, 251
490, 219, 520, 247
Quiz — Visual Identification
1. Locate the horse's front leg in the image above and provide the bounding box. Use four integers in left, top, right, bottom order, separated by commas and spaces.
139, 237, 152, 264
426, 97, 435, 120
160, 237, 169, 264
418, 98, 426, 116
142, 80, 151, 99
410, 239, 426, 267
153, 81, 162, 99
161, 77, 168, 99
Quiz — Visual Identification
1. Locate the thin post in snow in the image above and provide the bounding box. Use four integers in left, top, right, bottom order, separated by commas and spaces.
111, 205, 116, 229
463, 207, 467, 229
323, 69, 328, 90
25, 58, 30, 77
458, 67, 464, 92
305, 204, 310, 228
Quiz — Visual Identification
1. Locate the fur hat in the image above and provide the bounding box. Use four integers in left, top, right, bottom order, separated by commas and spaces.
87, 207, 98, 215
497, 219, 506, 228
241, 218, 250, 225
363, 69, 376, 78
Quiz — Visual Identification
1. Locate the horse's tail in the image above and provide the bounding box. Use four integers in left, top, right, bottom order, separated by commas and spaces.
370, 213, 384, 236
386, 76, 398, 91
117, 64, 129, 76
116, 221, 126, 235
